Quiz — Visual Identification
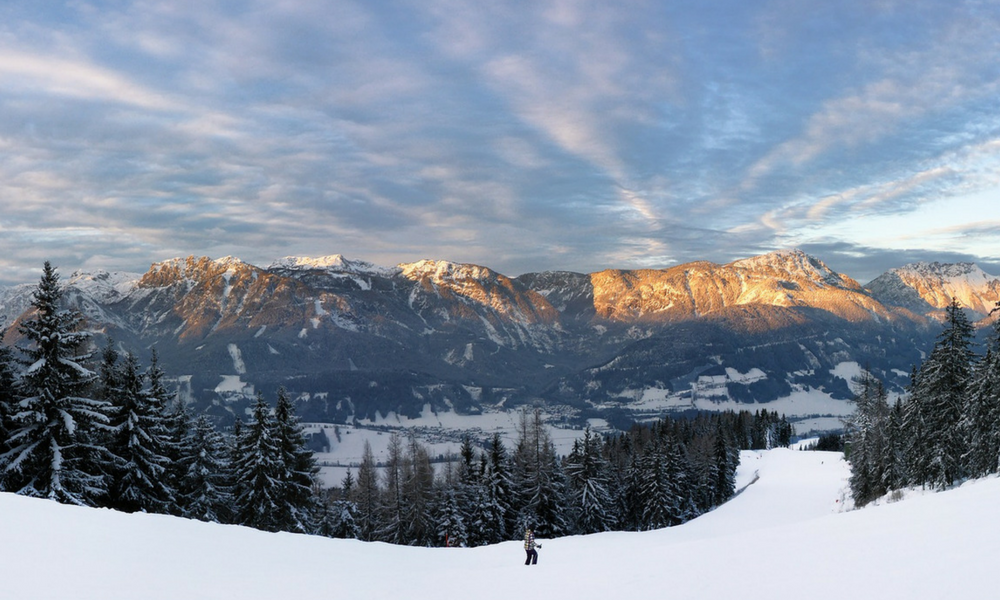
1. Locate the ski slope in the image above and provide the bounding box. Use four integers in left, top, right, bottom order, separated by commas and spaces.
2, 448, 997, 599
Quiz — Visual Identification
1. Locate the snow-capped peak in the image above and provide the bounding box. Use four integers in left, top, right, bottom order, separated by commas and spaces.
67, 269, 141, 303
269, 255, 397, 277
399, 260, 497, 283
729, 249, 851, 288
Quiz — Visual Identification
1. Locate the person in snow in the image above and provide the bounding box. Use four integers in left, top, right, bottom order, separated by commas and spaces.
524, 527, 540, 565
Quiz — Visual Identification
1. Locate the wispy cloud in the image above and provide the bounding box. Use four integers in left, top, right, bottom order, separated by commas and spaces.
0, 0, 998, 286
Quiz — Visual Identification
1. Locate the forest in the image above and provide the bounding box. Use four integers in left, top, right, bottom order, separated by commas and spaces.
846, 299, 1000, 506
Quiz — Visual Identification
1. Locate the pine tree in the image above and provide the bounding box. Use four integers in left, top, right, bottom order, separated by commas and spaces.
272, 387, 319, 534
177, 415, 232, 522
401, 435, 435, 545
564, 426, 615, 534
106, 351, 175, 513
961, 309, 1000, 478
0, 343, 19, 466
377, 432, 407, 543
435, 486, 469, 547
512, 409, 569, 538
1, 262, 112, 505
351, 440, 381, 541
912, 299, 975, 489
321, 471, 360, 539
846, 369, 891, 506
232, 394, 284, 531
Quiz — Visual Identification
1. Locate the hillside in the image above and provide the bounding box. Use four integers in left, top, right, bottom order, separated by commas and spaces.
2, 447, 997, 599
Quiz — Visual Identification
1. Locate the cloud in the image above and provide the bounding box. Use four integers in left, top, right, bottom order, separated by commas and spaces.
1, 1, 999, 287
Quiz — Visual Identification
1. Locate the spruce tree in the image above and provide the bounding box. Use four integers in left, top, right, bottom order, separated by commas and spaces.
106, 351, 175, 513
177, 415, 232, 522
913, 299, 975, 489
564, 426, 615, 534
232, 394, 284, 531
351, 440, 381, 541
272, 387, 319, 534
512, 409, 569, 537
961, 310, 1000, 478
1, 262, 112, 505
377, 432, 407, 543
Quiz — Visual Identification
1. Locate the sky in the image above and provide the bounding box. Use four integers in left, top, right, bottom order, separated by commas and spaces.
2, 1, 1000, 286
4, 447, 1000, 599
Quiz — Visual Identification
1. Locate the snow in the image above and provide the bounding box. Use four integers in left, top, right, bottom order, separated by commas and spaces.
226, 343, 246, 375
3, 447, 999, 599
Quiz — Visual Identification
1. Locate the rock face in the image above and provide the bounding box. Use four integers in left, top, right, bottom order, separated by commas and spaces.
2, 249, 993, 428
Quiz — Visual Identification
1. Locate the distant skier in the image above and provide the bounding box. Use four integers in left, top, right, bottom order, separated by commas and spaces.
524, 527, 540, 565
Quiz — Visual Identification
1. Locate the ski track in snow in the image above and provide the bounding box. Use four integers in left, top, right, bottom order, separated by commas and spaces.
3, 448, 1000, 599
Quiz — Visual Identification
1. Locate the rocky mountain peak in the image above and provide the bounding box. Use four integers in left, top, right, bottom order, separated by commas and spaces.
867, 261, 1000, 319
729, 249, 859, 290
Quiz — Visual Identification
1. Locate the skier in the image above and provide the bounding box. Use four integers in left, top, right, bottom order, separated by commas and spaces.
524, 527, 540, 565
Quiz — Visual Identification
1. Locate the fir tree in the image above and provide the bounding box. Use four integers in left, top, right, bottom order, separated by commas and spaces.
351, 440, 381, 541
512, 409, 570, 538
272, 387, 319, 534
177, 415, 232, 523
232, 394, 284, 531
961, 309, 1000, 478
1, 262, 112, 505
321, 471, 360, 539
377, 432, 407, 543
564, 426, 615, 534
105, 351, 175, 513
912, 299, 975, 489
435, 486, 469, 547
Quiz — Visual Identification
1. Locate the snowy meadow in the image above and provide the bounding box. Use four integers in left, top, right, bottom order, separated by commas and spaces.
3, 447, 996, 600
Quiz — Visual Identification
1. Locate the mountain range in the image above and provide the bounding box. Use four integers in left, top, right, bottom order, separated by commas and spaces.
2, 249, 998, 429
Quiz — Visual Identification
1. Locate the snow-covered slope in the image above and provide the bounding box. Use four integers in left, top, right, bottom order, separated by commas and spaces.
3, 447, 998, 600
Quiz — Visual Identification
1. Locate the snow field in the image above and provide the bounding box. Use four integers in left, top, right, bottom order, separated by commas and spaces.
3, 447, 998, 599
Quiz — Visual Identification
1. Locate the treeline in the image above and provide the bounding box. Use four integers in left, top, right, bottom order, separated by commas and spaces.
323, 408, 791, 546
0, 262, 319, 532
847, 299, 1000, 506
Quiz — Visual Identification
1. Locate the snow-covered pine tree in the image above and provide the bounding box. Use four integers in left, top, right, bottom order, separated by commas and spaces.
637, 439, 675, 530
106, 351, 175, 513
321, 470, 360, 539
232, 393, 284, 532
272, 387, 319, 534
512, 408, 570, 538
712, 420, 738, 506
177, 415, 232, 523
0, 343, 19, 468
564, 426, 615, 534
961, 306, 1000, 478
912, 299, 975, 489
434, 486, 469, 548
1, 262, 112, 505
846, 369, 891, 506
401, 435, 435, 546
466, 432, 513, 546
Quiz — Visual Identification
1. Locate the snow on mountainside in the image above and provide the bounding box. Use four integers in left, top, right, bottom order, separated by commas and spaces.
268, 254, 399, 278
867, 261, 1000, 321
3, 447, 999, 600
